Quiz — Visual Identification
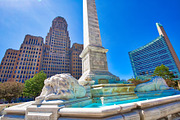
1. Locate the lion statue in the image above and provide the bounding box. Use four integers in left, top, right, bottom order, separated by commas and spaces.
35, 74, 86, 104
135, 76, 170, 92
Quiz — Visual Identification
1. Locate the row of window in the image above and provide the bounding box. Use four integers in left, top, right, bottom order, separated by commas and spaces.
6, 56, 17, 59
1, 70, 13, 73
25, 39, 43, 46
14, 70, 37, 74
22, 46, 42, 51
2, 59, 16, 62
19, 57, 40, 61
20, 50, 41, 54
1, 62, 15, 66
14, 67, 39, 71
15, 74, 34, 79
8, 52, 17, 55
18, 62, 37, 66
42, 68, 69, 71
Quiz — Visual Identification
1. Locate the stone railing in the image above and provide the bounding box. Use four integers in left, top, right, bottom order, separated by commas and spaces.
59, 94, 180, 120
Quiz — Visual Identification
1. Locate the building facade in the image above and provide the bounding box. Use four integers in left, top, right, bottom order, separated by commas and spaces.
129, 23, 180, 80
42, 16, 71, 78
0, 35, 44, 83
14, 35, 44, 83
70, 43, 83, 79
0, 49, 19, 83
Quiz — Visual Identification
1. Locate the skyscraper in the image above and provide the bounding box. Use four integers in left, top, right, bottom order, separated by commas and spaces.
70, 43, 83, 79
129, 23, 180, 80
42, 16, 71, 78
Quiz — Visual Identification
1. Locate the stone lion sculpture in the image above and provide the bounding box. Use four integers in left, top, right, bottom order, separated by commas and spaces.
35, 74, 86, 104
135, 76, 170, 92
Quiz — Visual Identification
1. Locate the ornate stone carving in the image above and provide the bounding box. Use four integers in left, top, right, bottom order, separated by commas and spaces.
135, 76, 170, 92
35, 74, 86, 104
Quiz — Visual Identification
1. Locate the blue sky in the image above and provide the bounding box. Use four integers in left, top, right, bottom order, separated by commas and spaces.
0, 0, 180, 80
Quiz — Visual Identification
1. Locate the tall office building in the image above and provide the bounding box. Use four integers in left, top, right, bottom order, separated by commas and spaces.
70, 43, 83, 79
42, 16, 71, 77
14, 35, 44, 83
129, 23, 180, 80
0, 35, 44, 83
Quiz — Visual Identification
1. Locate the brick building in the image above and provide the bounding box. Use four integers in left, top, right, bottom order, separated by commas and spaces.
70, 43, 83, 79
0, 35, 44, 83
0, 49, 19, 83
14, 35, 44, 83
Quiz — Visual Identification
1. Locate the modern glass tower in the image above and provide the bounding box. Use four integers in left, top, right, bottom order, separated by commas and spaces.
129, 23, 180, 80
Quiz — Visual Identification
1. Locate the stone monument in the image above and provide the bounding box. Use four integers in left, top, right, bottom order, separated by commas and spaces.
79, 0, 120, 86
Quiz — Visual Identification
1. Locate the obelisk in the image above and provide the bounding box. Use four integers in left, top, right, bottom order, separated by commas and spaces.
79, 0, 119, 85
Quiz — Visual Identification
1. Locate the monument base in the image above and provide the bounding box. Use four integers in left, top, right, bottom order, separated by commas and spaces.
79, 70, 120, 85
79, 45, 120, 86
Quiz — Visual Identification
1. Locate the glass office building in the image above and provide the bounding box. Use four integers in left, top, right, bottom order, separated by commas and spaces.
129, 23, 180, 80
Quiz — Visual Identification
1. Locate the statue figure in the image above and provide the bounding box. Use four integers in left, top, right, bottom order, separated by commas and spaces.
35, 74, 86, 104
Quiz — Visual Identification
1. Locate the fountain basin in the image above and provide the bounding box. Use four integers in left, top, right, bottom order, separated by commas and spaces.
59, 94, 180, 120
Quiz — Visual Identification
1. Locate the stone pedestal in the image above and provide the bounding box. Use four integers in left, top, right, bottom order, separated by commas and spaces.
79, 46, 120, 86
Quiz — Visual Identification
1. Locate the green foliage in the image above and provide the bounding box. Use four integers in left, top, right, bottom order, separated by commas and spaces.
152, 64, 179, 88
0, 82, 24, 103
153, 64, 175, 79
23, 71, 47, 98
128, 78, 150, 86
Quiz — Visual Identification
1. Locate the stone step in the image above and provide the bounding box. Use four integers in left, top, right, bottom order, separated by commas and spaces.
27, 112, 52, 120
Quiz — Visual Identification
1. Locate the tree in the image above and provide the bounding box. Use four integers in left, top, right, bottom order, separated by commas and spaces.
0, 82, 24, 103
153, 64, 175, 79
153, 64, 178, 88
23, 71, 47, 98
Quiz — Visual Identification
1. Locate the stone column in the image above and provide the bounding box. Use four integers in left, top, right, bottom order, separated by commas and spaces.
79, 0, 119, 86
